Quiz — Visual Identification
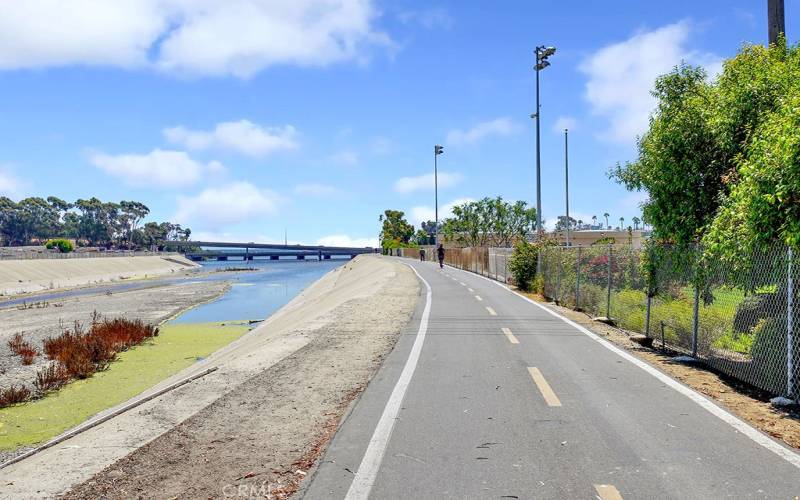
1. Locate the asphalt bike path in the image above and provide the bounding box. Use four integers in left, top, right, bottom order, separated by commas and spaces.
304, 259, 800, 499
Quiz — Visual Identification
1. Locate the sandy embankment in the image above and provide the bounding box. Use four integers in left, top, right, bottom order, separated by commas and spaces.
0, 255, 199, 296
2, 255, 420, 499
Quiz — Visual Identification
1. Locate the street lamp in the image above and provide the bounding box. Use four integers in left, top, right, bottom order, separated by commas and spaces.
533, 45, 555, 268
564, 128, 570, 247
434, 144, 444, 245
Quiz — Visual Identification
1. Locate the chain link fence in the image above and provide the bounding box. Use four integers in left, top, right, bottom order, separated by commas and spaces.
539, 244, 800, 400
400, 243, 799, 400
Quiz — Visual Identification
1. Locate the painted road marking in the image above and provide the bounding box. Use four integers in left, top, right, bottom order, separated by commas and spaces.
502, 327, 519, 344
459, 282, 466, 286
345, 264, 433, 499
458, 266, 800, 469
527, 367, 562, 407
486, 306, 497, 316
594, 484, 623, 500
468, 287, 474, 292
475, 295, 483, 301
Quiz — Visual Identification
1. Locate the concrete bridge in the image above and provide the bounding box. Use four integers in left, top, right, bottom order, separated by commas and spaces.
165, 240, 377, 262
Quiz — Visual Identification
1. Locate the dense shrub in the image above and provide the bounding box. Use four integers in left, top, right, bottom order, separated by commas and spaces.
7, 333, 38, 365
610, 289, 647, 332
0, 385, 31, 408
43, 316, 158, 380
731, 291, 785, 333
576, 282, 605, 316
749, 318, 796, 393
509, 241, 538, 291
34, 363, 70, 393
45, 238, 74, 253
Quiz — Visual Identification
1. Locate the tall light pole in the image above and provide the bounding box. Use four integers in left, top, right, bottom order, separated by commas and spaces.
533, 45, 556, 269
434, 144, 444, 245
768, 0, 786, 45
564, 128, 570, 247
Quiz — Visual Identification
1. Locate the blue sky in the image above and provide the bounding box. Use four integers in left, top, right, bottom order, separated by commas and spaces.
0, 0, 796, 246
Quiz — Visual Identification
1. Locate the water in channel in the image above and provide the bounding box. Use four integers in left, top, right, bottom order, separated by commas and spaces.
169, 258, 346, 324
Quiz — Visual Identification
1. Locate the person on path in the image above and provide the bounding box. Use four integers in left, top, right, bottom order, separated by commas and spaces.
419, 248, 426, 261
437, 244, 445, 269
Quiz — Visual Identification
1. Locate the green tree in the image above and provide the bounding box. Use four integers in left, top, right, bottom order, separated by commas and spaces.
119, 200, 150, 248
612, 41, 800, 251
379, 210, 414, 250
441, 197, 536, 247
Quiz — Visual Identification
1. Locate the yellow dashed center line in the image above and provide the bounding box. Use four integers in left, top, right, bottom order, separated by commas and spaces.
475, 295, 483, 301
486, 306, 497, 316
502, 327, 519, 344
594, 484, 623, 500
527, 367, 562, 407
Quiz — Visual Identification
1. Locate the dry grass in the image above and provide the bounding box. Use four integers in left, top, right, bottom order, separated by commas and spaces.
8, 333, 39, 365
34, 363, 71, 393
0, 385, 32, 407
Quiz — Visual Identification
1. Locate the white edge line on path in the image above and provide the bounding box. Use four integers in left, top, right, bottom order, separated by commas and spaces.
345, 263, 433, 499
448, 265, 800, 469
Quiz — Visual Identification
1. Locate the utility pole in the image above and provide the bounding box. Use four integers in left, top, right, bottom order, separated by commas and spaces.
564, 128, 570, 247
769, 0, 786, 45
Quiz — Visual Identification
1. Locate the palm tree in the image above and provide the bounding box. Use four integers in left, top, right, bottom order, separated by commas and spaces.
603, 213, 610, 229
592, 215, 597, 228
619, 216, 624, 230
632, 216, 640, 230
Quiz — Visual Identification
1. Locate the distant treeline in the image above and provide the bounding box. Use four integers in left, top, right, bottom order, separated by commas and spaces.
0, 196, 190, 249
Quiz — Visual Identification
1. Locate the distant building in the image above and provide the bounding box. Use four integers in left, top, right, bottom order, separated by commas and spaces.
549, 229, 648, 248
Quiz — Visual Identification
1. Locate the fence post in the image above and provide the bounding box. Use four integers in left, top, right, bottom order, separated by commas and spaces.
575, 246, 581, 309
691, 283, 700, 358
787, 246, 796, 400
606, 244, 612, 319
557, 248, 563, 304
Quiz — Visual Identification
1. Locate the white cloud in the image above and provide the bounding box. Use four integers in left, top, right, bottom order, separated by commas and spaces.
369, 136, 393, 155
317, 234, 377, 247
394, 172, 462, 194
580, 20, 722, 144
0, 167, 25, 199
164, 120, 298, 157
174, 181, 281, 229
89, 149, 222, 188
329, 149, 360, 166
553, 116, 577, 133
410, 197, 474, 228
446, 117, 517, 146
397, 8, 453, 29
0, 1, 391, 78
294, 183, 341, 197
